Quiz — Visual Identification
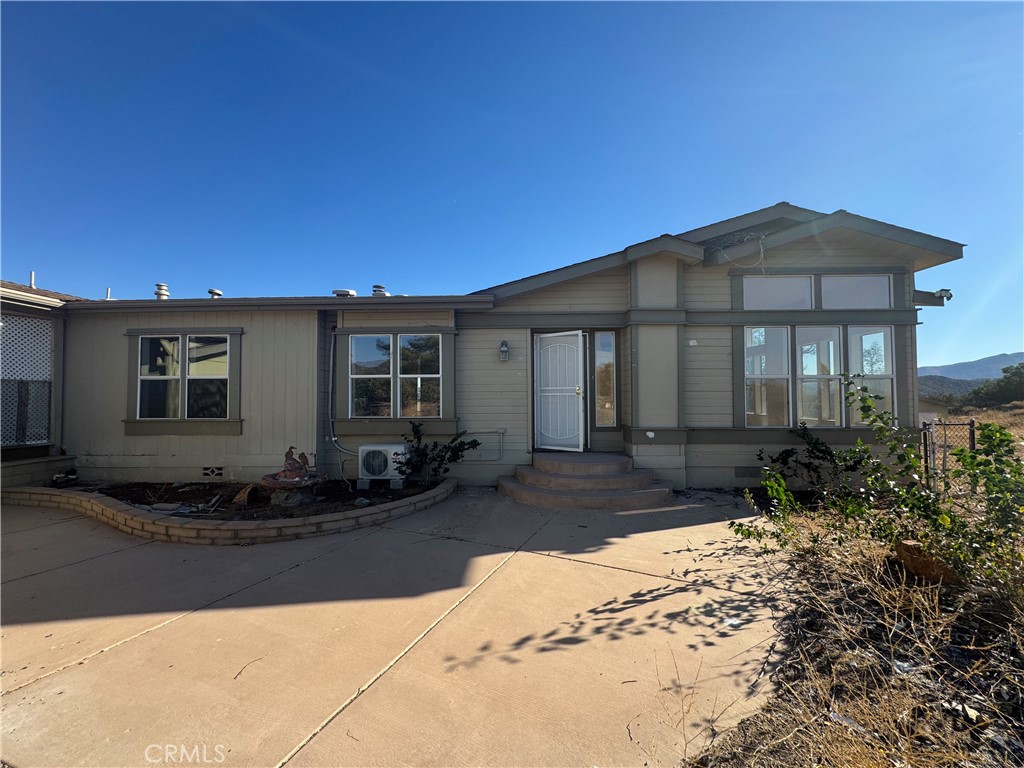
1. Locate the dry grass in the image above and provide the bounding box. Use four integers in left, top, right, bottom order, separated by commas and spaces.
955, 401, 1024, 443
684, 531, 1024, 768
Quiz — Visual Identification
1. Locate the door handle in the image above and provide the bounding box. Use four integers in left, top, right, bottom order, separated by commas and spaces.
575, 386, 582, 396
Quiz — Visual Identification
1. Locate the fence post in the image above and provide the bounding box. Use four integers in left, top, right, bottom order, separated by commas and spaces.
969, 418, 976, 451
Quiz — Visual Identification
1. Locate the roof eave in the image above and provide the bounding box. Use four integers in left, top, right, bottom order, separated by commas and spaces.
63, 295, 496, 313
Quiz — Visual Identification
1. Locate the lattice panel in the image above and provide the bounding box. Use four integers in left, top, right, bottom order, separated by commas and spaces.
1, 314, 54, 446
1, 314, 53, 380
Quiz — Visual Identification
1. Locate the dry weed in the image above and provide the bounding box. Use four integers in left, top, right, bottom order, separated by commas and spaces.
686, 531, 1024, 768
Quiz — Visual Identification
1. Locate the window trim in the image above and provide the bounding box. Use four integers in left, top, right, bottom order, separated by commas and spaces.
821, 274, 893, 309
338, 330, 455, 423
592, 330, 618, 429
398, 333, 442, 419
124, 328, 242, 436
349, 334, 394, 419
742, 275, 814, 310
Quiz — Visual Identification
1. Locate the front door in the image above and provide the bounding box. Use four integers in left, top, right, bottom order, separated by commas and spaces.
534, 331, 585, 452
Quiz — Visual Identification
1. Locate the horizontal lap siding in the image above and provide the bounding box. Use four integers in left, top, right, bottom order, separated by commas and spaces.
453, 328, 531, 484
493, 266, 628, 313
681, 266, 731, 309
635, 255, 677, 307
682, 326, 733, 427
64, 309, 319, 483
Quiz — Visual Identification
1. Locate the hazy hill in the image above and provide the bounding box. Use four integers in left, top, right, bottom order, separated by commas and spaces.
918, 352, 1024, 381
918, 376, 988, 400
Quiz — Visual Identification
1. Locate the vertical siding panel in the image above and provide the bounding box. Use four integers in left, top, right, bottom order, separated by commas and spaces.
636, 326, 678, 427
635, 256, 677, 308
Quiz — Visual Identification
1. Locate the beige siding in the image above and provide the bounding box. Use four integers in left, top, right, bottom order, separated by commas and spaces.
634, 255, 677, 308
338, 309, 453, 328
682, 326, 733, 427
452, 327, 532, 484
620, 326, 633, 425
636, 325, 678, 427
64, 309, 320, 483
625, 442, 685, 488
681, 265, 731, 309
493, 266, 628, 313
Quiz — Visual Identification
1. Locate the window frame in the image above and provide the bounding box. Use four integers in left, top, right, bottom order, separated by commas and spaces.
125, 328, 242, 436
349, 334, 395, 418
821, 274, 893, 309
345, 332, 448, 421
742, 275, 814, 310
592, 330, 618, 429
743, 326, 792, 428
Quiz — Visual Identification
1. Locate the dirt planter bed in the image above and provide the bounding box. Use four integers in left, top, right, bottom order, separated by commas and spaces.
2, 479, 457, 545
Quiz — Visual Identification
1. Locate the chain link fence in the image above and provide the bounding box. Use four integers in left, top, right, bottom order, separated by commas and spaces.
921, 420, 976, 496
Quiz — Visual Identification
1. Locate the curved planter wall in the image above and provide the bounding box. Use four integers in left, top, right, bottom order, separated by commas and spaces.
1, 479, 457, 546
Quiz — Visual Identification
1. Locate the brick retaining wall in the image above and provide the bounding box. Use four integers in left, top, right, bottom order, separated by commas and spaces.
1, 479, 457, 545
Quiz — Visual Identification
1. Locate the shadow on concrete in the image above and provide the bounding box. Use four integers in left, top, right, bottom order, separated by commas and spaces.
2, 487, 761, 626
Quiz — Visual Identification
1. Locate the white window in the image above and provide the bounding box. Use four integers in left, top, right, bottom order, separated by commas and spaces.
821, 275, 892, 309
849, 326, 895, 424
744, 326, 790, 427
350, 333, 442, 418
796, 327, 842, 427
138, 335, 229, 419
743, 276, 813, 310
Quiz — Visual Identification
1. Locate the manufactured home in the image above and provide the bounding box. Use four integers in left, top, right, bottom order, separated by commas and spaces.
1, 203, 962, 491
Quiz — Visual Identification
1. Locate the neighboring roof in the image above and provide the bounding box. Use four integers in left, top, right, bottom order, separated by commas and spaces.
477, 202, 964, 299
0, 280, 85, 311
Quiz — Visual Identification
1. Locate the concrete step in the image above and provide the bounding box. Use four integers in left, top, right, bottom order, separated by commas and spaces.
531, 452, 633, 476
514, 465, 656, 492
497, 476, 674, 511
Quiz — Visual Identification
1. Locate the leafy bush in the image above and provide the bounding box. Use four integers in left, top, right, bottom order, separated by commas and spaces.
734, 378, 1024, 602
397, 422, 481, 484
966, 362, 1024, 407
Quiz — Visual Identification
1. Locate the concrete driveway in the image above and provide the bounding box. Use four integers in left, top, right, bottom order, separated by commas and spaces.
2, 487, 780, 768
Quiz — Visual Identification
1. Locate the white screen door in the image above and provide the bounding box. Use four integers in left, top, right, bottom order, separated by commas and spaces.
534, 331, 584, 452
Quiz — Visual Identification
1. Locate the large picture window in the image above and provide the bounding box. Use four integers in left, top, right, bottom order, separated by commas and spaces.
743, 276, 813, 310
743, 325, 896, 428
138, 335, 229, 419
350, 333, 442, 418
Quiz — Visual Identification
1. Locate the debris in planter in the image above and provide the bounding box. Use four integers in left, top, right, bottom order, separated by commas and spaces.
353, 497, 372, 508
232, 484, 259, 505
51, 468, 78, 488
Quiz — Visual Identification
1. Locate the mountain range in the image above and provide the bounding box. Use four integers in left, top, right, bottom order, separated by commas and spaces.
918, 352, 1023, 381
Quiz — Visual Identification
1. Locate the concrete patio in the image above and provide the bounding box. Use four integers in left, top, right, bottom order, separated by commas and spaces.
2, 486, 781, 767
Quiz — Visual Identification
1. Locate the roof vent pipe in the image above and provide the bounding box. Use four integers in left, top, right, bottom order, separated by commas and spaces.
154, 283, 170, 300
332, 289, 357, 298
371, 284, 391, 297
30, 271, 36, 289
208, 288, 223, 299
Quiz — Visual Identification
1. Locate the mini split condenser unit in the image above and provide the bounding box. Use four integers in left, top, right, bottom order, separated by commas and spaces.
357, 444, 408, 489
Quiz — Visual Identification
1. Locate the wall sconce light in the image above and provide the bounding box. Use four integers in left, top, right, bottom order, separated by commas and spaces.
499, 340, 510, 361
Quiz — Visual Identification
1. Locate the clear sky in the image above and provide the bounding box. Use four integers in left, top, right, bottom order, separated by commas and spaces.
2, 2, 1021, 367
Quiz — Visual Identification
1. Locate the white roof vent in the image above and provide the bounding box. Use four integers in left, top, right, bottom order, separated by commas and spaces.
208, 288, 223, 299
332, 289, 357, 298
154, 283, 170, 300
371, 284, 391, 297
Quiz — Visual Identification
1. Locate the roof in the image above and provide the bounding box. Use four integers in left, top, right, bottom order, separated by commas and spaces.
0, 280, 86, 311
476, 202, 964, 299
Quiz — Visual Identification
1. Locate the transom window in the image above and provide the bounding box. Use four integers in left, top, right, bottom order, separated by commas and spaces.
350, 334, 441, 418
138, 335, 229, 419
821, 275, 892, 309
743, 276, 813, 309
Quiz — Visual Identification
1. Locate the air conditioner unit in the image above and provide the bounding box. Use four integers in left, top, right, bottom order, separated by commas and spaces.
357, 444, 408, 489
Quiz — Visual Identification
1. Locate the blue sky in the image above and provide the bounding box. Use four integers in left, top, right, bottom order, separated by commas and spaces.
2, 2, 1021, 367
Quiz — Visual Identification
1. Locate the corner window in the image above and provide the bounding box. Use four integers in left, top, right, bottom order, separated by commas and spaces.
138, 335, 230, 420
350, 333, 442, 418
743, 276, 813, 310
849, 326, 895, 425
821, 275, 892, 309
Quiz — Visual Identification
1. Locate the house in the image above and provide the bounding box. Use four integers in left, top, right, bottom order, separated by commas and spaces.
0, 203, 962, 491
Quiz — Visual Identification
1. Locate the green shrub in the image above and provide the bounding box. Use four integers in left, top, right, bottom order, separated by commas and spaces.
734, 378, 1024, 602
397, 422, 481, 484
